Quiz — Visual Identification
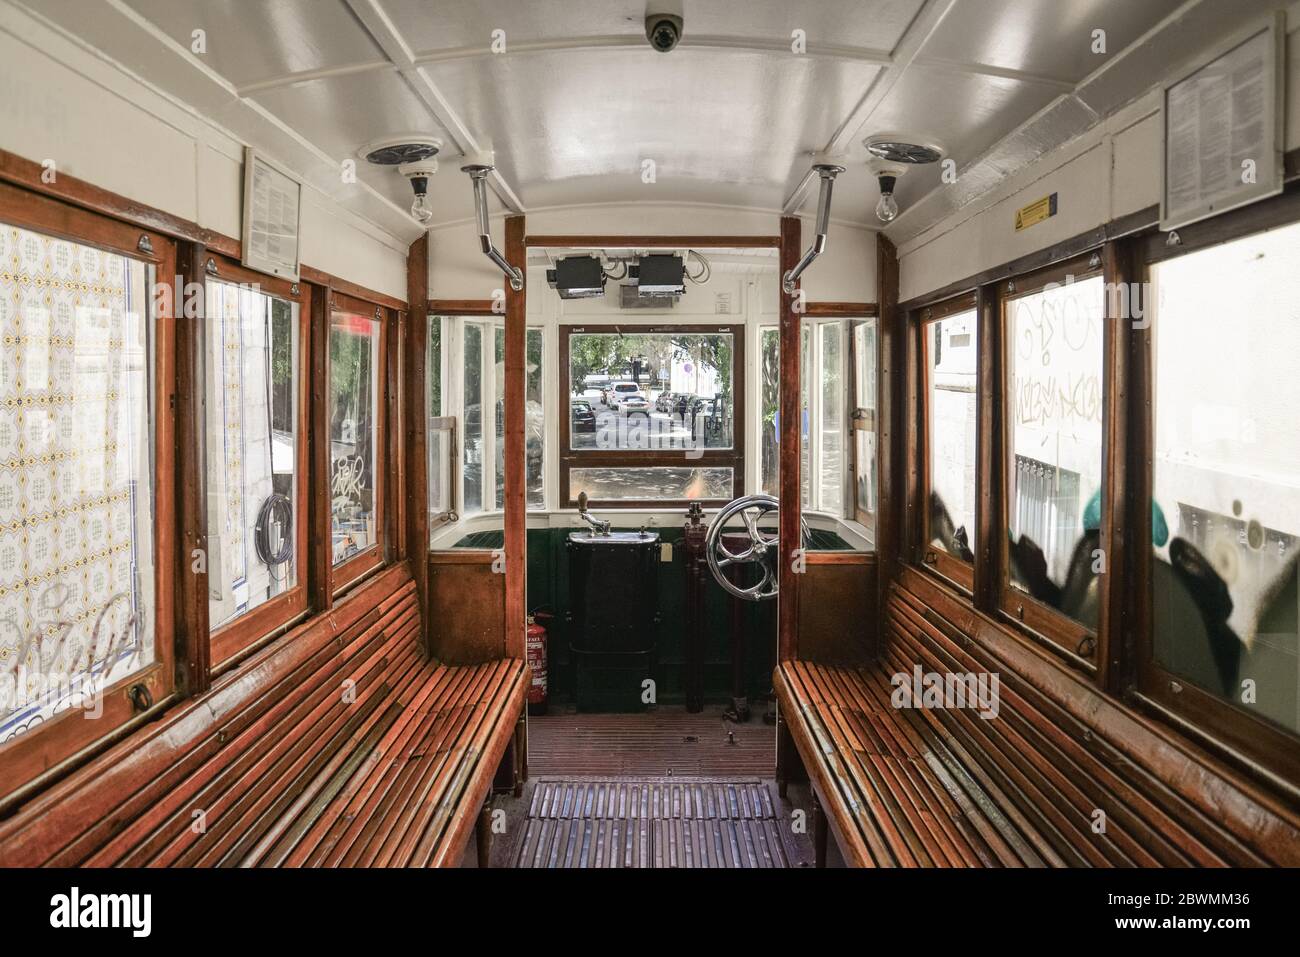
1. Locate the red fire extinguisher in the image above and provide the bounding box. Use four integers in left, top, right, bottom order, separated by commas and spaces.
526, 611, 550, 715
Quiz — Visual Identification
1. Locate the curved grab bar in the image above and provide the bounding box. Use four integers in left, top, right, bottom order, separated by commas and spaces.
464, 166, 524, 292
782, 163, 845, 295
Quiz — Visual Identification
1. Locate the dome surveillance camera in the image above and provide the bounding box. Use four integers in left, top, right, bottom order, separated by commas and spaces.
645, 13, 683, 53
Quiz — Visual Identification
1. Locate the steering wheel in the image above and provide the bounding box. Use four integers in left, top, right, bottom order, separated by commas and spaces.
705, 494, 806, 602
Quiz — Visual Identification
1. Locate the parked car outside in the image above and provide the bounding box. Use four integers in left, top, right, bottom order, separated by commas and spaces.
571, 399, 597, 432
609, 381, 646, 409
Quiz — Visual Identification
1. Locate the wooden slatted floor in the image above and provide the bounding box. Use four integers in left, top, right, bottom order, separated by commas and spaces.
511, 778, 797, 868
527, 706, 775, 776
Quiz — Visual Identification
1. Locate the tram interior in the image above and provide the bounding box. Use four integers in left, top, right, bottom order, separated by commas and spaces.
0, 0, 1298, 872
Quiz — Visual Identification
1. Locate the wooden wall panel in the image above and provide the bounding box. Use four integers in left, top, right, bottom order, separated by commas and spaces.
797, 556, 877, 666
428, 553, 506, 664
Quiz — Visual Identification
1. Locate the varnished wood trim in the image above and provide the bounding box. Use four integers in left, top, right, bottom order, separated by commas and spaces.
972, 282, 1002, 614
804, 301, 878, 318
0, 194, 180, 799
204, 269, 314, 666
805, 551, 874, 565
916, 295, 977, 593
405, 236, 430, 649
428, 550, 497, 564
429, 299, 498, 316
306, 277, 334, 612
1098, 239, 1134, 692
1139, 177, 1300, 265
299, 265, 405, 313
503, 216, 527, 660
777, 216, 801, 661
331, 545, 385, 597
898, 205, 1160, 314
0, 148, 407, 313
0, 147, 239, 256
875, 234, 901, 622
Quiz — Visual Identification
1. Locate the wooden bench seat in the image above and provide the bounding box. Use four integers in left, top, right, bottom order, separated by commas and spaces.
774, 572, 1300, 868
0, 565, 527, 868
775, 659, 1055, 867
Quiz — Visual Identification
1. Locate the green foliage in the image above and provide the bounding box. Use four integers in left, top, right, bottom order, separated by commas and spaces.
568, 332, 732, 397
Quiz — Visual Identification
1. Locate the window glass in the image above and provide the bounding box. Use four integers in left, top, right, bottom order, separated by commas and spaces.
819, 322, 844, 515
925, 309, 978, 562
853, 319, 878, 524
567, 331, 734, 452
205, 282, 299, 628
462, 322, 485, 515
801, 324, 811, 506
570, 467, 733, 502
494, 326, 505, 508
1006, 275, 1105, 629
428, 316, 442, 417
329, 311, 379, 566
0, 224, 155, 743
761, 328, 779, 496
526, 328, 544, 508
427, 316, 450, 534
1151, 222, 1300, 735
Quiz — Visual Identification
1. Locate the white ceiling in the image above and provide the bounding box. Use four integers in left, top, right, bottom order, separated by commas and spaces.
17, 0, 1268, 237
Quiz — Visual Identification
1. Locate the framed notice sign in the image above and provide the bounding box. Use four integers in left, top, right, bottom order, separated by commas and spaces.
241, 148, 303, 282
1159, 12, 1285, 232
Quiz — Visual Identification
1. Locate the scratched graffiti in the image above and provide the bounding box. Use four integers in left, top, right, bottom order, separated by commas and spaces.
1015, 372, 1103, 427
0, 583, 144, 741
330, 454, 366, 511
1012, 277, 1104, 429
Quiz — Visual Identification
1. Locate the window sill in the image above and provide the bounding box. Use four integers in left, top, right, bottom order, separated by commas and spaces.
332, 546, 386, 598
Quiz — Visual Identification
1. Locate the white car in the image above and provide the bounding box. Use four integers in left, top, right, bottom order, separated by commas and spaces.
609, 382, 647, 410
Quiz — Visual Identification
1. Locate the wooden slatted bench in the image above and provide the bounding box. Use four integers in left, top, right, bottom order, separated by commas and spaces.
774, 570, 1300, 868
0, 564, 528, 868
776, 659, 1054, 867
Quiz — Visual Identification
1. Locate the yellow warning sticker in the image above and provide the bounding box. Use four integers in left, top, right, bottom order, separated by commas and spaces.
1014, 193, 1058, 232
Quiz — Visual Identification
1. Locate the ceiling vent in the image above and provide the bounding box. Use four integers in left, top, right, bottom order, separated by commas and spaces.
361, 136, 442, 166
865, 140, 944, 165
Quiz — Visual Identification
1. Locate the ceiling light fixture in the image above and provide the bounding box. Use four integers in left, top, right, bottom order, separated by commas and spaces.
863, 138, 942, 225
360, 136, 443, 225
401, 160, 437, 224
875, 172, 900, 224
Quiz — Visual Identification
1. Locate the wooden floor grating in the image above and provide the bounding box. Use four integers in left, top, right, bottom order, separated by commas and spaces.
513, 778, 794, 868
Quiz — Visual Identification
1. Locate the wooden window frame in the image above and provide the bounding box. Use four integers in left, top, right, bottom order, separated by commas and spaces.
201, 254, 313, 666
848, 316, 879, 537
1132, 191, 1300, 784
995, 255, 1106, 666
327, 291, 393, 595
915, 291, 979, 592
801, 317, 852, 517
0, 181, 179, 795
557, 323, 746, 509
